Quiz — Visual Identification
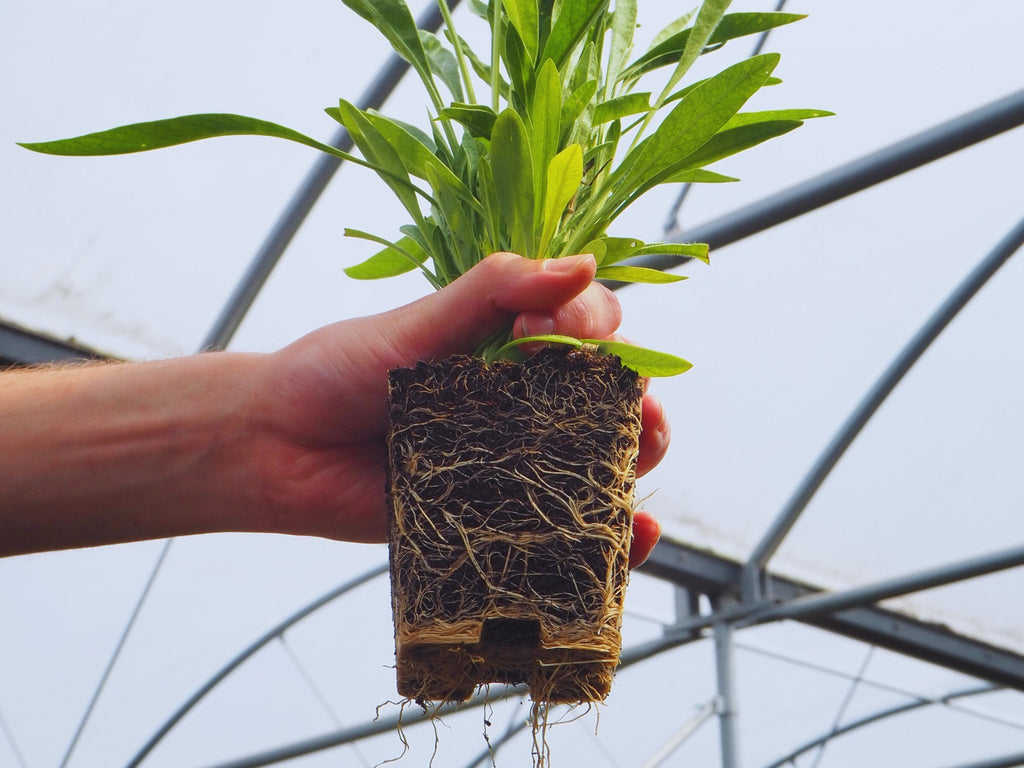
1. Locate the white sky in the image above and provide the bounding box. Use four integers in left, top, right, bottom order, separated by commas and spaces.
2, 1, 1024, 766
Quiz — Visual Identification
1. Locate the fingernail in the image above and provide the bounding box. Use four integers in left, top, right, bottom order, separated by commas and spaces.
544, 253, 595, 273
518, 312, 556, 338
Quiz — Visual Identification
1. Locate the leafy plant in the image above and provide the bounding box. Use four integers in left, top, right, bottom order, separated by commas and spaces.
21, 0, 827, 375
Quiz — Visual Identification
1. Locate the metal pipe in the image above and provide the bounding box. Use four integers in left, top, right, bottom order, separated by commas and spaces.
199, 0, 462, 352
638, 699, 718, 768
743, 543, 1024, 627
936, 751, 1024, 768
123, 564, 387, 768
713, 604, 742, 768
761, 684, 995, 768
646, 86, 1024, 262
741, 212, 1024, 600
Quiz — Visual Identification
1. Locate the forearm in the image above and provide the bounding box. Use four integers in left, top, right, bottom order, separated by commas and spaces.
0, 353, 268, 556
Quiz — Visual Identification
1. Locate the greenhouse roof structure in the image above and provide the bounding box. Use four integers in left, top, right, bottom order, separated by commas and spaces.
3, 1, 1023, 767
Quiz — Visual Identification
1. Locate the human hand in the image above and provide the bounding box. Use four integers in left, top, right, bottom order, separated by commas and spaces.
252, 252, 668, 567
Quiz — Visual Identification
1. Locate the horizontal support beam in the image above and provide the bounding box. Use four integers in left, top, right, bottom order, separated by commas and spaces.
744, 544, 1024, 626
0, 319, 114, 367
640, 539, 1024, 692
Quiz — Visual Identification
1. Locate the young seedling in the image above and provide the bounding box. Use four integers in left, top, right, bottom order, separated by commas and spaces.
21, 0, 826, 749
21, 0, 827, 375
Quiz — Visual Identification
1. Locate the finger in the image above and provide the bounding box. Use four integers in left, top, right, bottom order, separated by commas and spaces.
636, 393, 670, 477
380, 252, 597, 364
515, 281, 622, 343
629, 510, 661, 569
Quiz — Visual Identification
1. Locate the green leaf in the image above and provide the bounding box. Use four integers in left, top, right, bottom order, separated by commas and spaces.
476, 156, 503, 253
666, 118, 802, 173
592, 340, 693, 377
339, 0, 442, 107
606, 0, 638, 91
647, 10, 695, 54
357, 107, 481, 213
343, 230, 440, 287
662, 169, 739, 184
494, 335, 690, 376
531, 59, 562, 229
724, 108, 834, 128
621, 12, 806, 83
540, 0, 606, 69
538, 144, 583, 257
440, 103, 497, 138
593, 92, 651, 125
595, 266, 688, 284
608, 54, 780, 212
559, 78, 598, 145
20, 113, 358, 160
503, 0, 540, 62
654, 0, 731, 109
490, 109, 536, 258
336, 100, 426, 229
583, 236, 645, 266
632, 242, 710, 265
420, 30, 464, 101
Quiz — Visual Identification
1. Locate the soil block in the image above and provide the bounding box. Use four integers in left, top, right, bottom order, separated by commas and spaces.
385, 346, 644, 704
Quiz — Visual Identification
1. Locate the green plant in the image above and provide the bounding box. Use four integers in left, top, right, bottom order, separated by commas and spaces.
21, 0, 827, 375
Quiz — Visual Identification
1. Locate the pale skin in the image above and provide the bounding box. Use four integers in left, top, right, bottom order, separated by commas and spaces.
0, 253, 667, 562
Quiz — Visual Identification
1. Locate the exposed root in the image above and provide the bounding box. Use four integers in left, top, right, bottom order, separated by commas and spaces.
385, 347, 643, 709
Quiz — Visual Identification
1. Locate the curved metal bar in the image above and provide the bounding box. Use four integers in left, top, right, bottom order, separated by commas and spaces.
200, 0, 462, 352
760, 684, 996, 768
123, 563, 387, 768
193, 624, 710, 768
742, 212, 1024, 600
649, 86, 1024, 262
937, 749, 1024, 768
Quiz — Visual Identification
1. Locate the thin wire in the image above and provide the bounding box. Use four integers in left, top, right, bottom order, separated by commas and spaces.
736, 640, 1024, 734
808, 646, 875, 768
58, 539, 174, 768
276, 634, 372, 768
0, 705, 30, 768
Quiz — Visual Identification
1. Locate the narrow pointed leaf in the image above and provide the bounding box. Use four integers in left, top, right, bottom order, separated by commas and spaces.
593, 92, 651, 125
621, 12, 806, 83
609, 54, 780, 203
606, 0, 638, 89
631, 242, 710, 264
583, 236, 646, 266
343, 230, 440, 287
490, 109, 535, 257
654, 0, 731, 107
538, 144, 583, 257
420, 30, 464, 101
540, 0, 605, 68
724, 108, 834, 128
531, 59, 562, 229
20, 113, 358, 160
359, 109, 481, 213
337, 100, 426, 227
440, 103, 497, 138
591, 340, 692, 377
595, 266, 688, 283
339, 0, 438, 102
663, 169, 739, 184
503, 0, 540, 61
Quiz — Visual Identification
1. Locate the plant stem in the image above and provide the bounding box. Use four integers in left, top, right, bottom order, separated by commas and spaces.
491, 0, 504, 114
437, 0, 477, 105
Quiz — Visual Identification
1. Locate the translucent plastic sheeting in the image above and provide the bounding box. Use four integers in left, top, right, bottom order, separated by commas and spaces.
3, 1, 1024, 767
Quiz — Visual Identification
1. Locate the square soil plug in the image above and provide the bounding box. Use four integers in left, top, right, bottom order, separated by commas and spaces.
385, 346, 643, 704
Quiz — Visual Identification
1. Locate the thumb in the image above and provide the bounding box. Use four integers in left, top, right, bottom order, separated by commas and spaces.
376, 252, 597, 364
